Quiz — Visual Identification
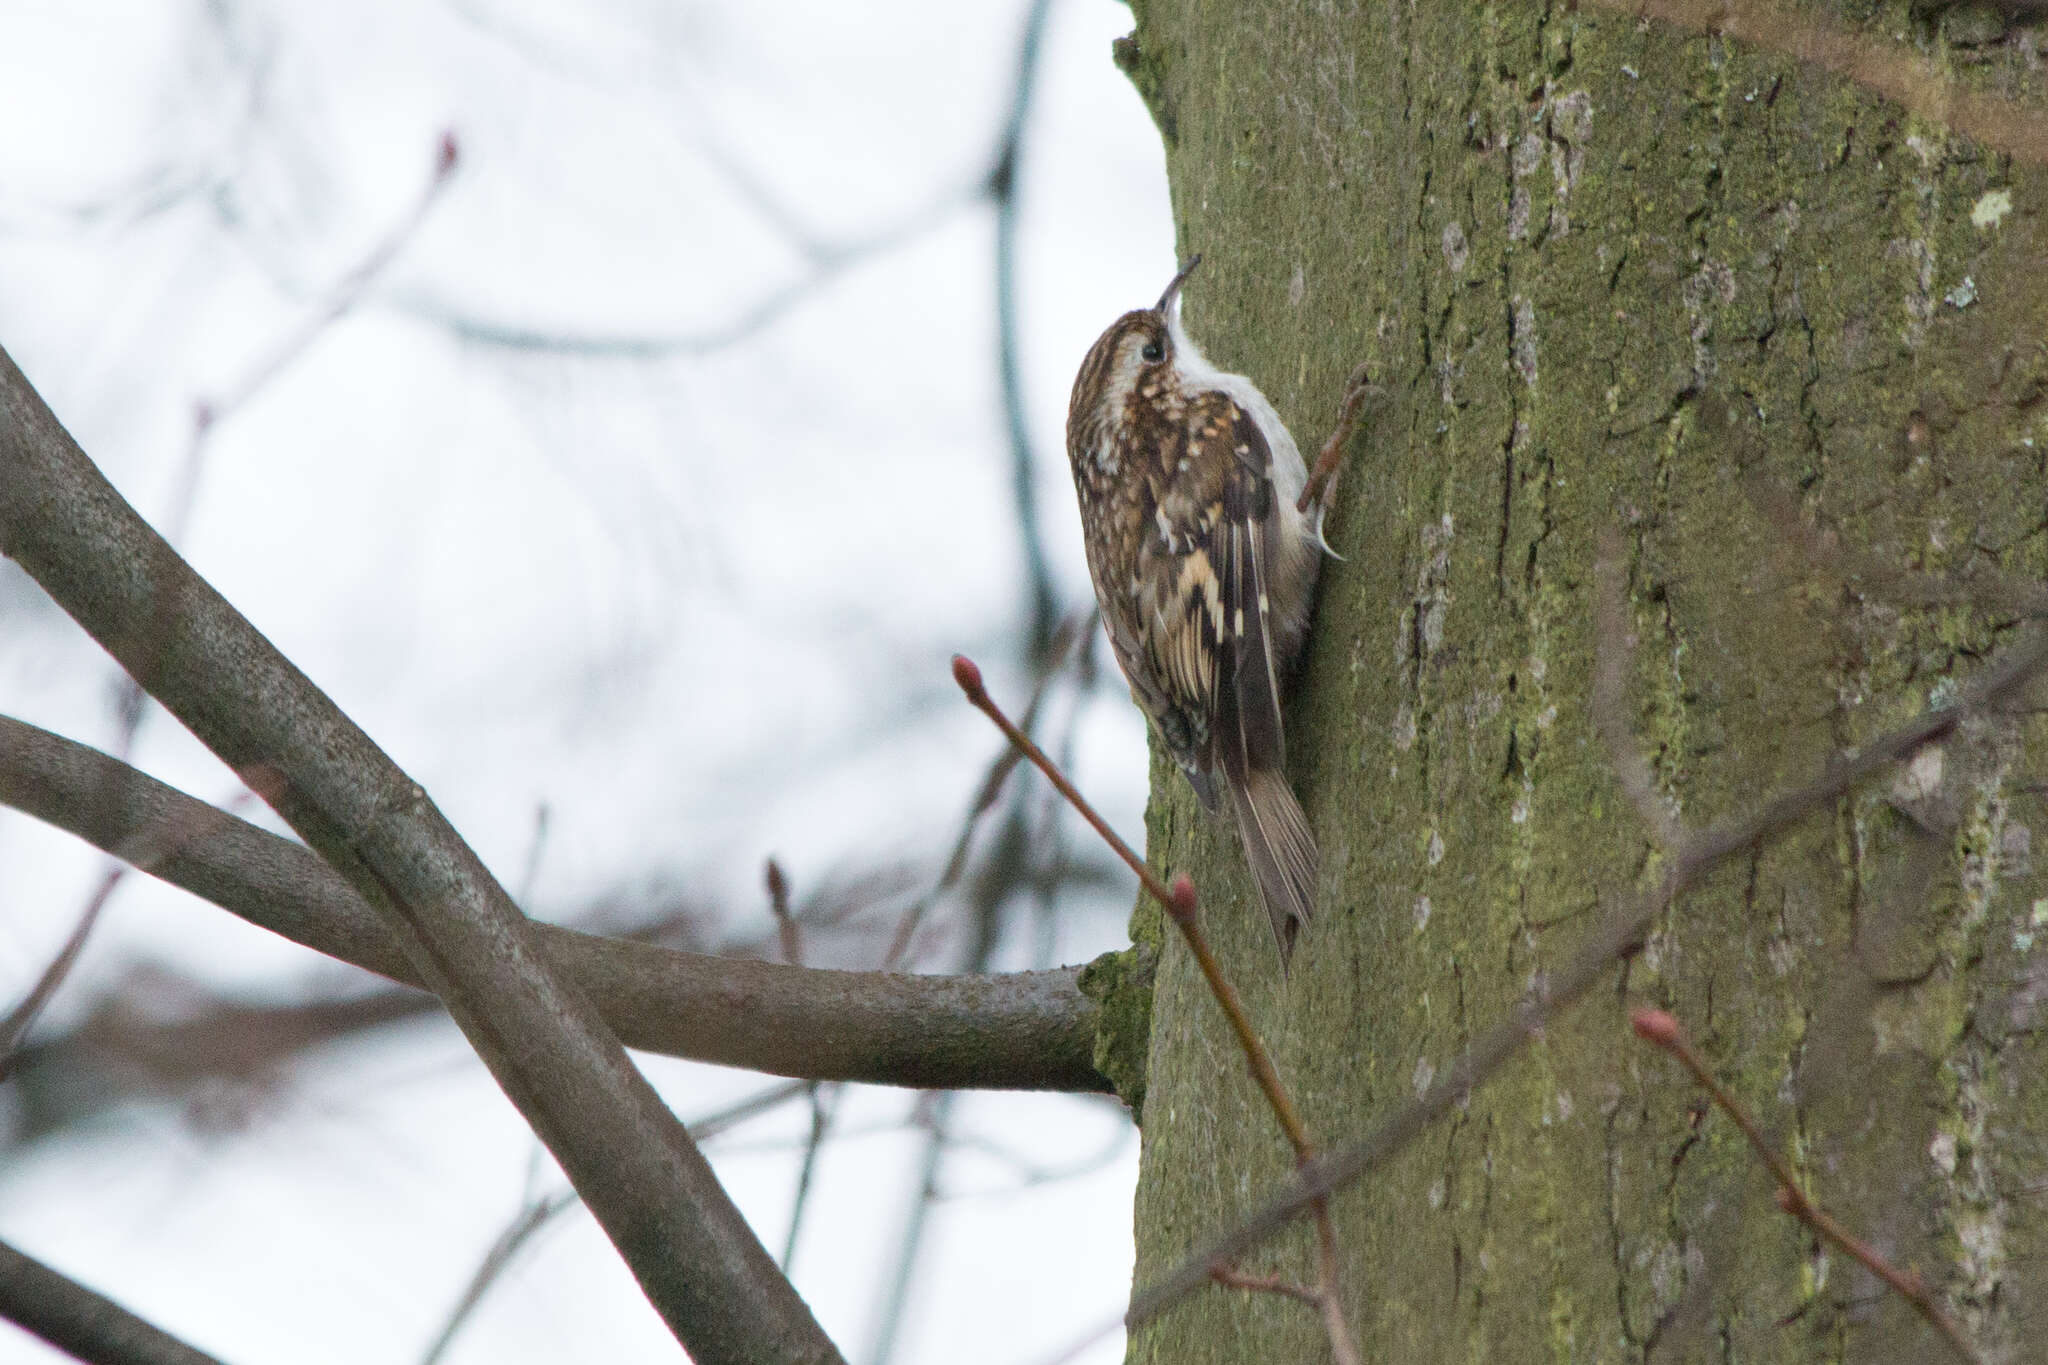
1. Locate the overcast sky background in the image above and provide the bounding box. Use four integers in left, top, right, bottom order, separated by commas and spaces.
0, 1, 1176, 1360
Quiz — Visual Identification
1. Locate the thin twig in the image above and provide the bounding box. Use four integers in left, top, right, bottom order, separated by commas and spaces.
1310, 1209, 1360, 1365
991, 0, 1061, 657
952, 655, 1171, 910
197, 132, 460, 443
1102, 626, 2048, 1345
405, 195, 965, 358
418, 1188, 581, 1365
0, 886, 111, 1079
767, 858, 803, 969
962, 658, 1359, 1363
1029, 624, 1098, 965
870, 785, 1032, 1365
880, 735, 1027, 968
420, 1080, 811, 1365
0, 790, 245, 1080
1742, 474, 2048, 623
883, 618, 1083, 967
868, 1091, 956, 1365
1161, 889, 1358, 1365
1161, 887, 1310, 1159
781, 1083, 839, 1274
925, 1118, 1134, 1191
1208, 1265, 1322, 1307
10, 975, 441, 1129
1631, 1009, 1980, 1364
762, 858, 835, 1276
514, 803, 551, 905
71, 136, 459, 1047
112, 132, 464, 765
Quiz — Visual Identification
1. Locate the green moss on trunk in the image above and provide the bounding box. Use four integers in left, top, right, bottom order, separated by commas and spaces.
1117, 1, 2048, 1360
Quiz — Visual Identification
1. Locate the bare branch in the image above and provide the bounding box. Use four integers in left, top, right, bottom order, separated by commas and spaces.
1, 785, 246, 1081
0, 1237, 226, 1365
766, 857, 804, 968
197, 132, 461, 439
111, 133, 463, 765
418, 1188, 583, 1365
1742, 473, 2048, 623
872, 776, 1040, 1365
1160, 884, 1311, 1159
883, 618, 1084, 967
1632, 1009, 1981, 1363
1161, 888, 1358, 1361
991, 0, 1062, 656
421, 1081, 811, 1365
869, 1089, 956, 1365
780, 1083, 840, 1273
965, 657, 1359, 1363
925, 1114, 1133, 1192
1208, 1264, 1323, 1307
0, 880, 113, 1076
0, 346, 845, 1364
401, 195, 965, 359
513, 803, 551, 904
760, 859, 836, 1276
953, 653, 1175, 912
0, 714, 1109, 1094
8, 971, 444, 1143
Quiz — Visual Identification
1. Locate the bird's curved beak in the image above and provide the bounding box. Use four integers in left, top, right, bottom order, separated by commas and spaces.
1154, 255, 1202, 314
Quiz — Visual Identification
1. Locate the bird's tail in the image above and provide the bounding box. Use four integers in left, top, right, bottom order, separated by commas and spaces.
1226, 764, 1318, 971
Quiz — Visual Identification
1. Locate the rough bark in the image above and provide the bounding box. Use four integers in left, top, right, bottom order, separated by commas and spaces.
1112, 2, 2048, 1360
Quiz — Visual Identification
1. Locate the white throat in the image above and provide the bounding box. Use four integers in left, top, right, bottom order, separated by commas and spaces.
1161, 300, 1308, 499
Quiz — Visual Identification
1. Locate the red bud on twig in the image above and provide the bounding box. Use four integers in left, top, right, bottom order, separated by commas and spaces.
950, 654, 986, 703
1630, 1008, 1680, 1047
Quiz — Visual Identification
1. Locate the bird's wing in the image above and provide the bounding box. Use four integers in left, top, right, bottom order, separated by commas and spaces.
1185, 394, 1317, 965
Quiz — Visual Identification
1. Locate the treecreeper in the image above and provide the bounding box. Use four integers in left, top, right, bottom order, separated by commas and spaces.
1063, 257, 1369, 970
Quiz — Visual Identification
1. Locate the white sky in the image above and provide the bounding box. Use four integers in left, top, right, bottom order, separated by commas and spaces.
0, 1, 1175, 1360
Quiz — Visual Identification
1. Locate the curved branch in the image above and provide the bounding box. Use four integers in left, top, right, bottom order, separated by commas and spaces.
0, 715, 1110, 1094
990, 0, 1061, 657
0, 1237, 225, 1365
0, 345, 843, 1365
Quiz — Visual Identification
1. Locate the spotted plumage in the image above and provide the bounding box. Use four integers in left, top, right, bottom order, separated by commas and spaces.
1065, 257, 1324, 968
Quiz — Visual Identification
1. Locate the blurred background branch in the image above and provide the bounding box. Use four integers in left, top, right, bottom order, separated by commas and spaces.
0, 715, 1114, 1099
0, 2, 1167, 1359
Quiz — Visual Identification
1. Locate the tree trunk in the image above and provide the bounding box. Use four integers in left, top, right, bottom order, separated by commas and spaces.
1112, 1, 2048, 1360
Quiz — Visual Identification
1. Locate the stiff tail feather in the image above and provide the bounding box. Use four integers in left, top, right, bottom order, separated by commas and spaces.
1226, 764, 1318, 971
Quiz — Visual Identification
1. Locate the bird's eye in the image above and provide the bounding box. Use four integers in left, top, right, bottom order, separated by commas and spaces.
1141, 341, 1164, 362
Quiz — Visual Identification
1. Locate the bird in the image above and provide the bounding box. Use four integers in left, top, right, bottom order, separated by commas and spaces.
1063, 256, 1330, 970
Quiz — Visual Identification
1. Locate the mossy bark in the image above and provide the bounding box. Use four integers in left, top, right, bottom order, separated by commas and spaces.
1115, 2, 2048, 1360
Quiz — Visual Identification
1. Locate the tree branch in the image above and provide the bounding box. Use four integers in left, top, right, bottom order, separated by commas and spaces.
0, 1238, 226, 1365
0, 714, 1109, 1094
990, 0, 1061, 658
420, 1081, 811, 1365
0, 345, 844, 1364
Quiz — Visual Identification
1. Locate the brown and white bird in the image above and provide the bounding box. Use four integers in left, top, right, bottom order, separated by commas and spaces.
1065, 257, 1326, 968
